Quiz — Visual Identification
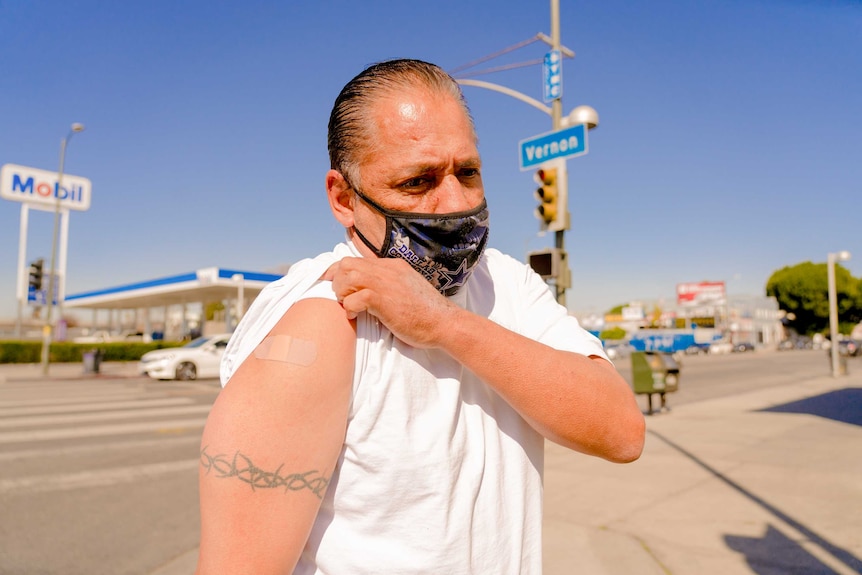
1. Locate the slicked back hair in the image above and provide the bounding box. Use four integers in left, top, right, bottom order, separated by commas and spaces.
327, 59, 476, 190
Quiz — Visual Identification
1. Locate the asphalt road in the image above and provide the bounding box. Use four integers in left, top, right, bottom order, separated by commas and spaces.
0, 376, 220, 575
615, 348, 842, 410
0, 349, 851, 574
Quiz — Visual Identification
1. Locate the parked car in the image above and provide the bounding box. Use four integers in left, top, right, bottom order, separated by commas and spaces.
605, 342, 634, 360
73, 330, 146, 343
778, 337, 815, 351
733, 342, 755, 353
837, 338, 860, 357
709, 340, 733, 355
139, 333, 231, 381
684, 342, 711, 355
777, 339, 796, 351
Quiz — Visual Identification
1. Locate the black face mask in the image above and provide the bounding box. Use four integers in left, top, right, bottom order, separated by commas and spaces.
351, 188, 490, 296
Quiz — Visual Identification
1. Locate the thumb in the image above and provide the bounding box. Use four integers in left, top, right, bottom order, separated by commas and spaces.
320, 261, 339, 282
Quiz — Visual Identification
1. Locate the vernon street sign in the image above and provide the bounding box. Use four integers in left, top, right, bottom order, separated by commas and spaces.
518, 123, 587, 170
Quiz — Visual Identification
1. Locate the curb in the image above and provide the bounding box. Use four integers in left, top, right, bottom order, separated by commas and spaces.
148, 549, 198, 575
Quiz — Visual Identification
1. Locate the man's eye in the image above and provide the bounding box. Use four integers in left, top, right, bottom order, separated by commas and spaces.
459, 168, 480, 178
402, 177, 430, 189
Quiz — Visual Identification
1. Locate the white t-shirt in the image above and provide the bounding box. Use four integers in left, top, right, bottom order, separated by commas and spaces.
221, 241, 607, 574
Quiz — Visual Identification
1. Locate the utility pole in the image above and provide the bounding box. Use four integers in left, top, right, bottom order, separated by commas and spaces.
456, 0, 598, 308
549, 0, 570, 306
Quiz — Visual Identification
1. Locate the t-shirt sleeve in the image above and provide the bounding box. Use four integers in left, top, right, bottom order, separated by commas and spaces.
496, 251, 609, 361
298, 279, 338, 302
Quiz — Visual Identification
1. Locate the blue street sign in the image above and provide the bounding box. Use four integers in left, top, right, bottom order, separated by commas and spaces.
27, 286, 47, 306
27, 274, 57, 306
543, 50, 562, 103
518, 123, 588, 170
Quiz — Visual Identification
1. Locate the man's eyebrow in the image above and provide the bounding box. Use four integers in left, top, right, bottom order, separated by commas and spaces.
456, 158, 482, 170
414, 158, 482, 172
388, 163, 442, 181
389, 158, 482, 182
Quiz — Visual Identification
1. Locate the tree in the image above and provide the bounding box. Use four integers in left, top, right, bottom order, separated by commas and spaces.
600, 327, 627, 341
766, 261, 860, 335
606, 304, 625, 316
204, 301, 225, 322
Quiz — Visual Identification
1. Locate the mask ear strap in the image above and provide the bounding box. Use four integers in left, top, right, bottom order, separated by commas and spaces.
350, 187, 392, 257
352, 187, 389, 214
351, 225, 386, 257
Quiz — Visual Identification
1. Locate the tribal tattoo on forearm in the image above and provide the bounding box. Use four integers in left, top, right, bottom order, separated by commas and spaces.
200, 446, 329, 499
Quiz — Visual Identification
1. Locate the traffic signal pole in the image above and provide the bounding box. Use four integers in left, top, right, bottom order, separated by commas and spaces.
549, 0, 570, 306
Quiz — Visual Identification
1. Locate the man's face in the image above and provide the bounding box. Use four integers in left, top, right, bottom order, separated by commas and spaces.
350, 88, 484, 255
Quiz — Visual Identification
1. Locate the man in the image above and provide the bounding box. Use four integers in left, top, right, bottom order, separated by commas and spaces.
196, 59, 644, 574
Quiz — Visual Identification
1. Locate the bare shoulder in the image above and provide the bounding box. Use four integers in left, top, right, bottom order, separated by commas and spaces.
206, 296, 356, 437
267, 296, 356, 345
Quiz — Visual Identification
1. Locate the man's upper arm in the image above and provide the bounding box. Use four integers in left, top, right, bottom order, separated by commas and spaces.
197, 297, 355, 575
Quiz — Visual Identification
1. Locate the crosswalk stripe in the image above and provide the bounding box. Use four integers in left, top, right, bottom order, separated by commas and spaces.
0, 417, 207, 443
0, 397, 193, 417
0, 404, 212, 428
0, 459, 200, 495
0, 388, 145, 407
0, 435, 202, 462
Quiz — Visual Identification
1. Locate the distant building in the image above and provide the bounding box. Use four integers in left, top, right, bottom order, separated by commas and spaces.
575, 294, 784, 348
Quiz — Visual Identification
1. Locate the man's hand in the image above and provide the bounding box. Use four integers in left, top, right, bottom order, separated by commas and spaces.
324, 255, 645, 463
322, 257, 456, 349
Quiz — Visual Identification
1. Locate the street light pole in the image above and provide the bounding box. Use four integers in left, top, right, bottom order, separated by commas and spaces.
827, 250, 851, 377
40, 123, 85, 375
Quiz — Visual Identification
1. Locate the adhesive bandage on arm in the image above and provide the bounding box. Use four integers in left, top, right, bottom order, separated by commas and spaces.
253, 335, 317, 367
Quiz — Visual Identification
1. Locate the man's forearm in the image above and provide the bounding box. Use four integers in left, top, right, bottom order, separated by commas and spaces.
435, 306, 645, 462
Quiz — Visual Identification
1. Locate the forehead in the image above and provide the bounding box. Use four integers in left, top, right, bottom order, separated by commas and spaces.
359, 87, 478, 169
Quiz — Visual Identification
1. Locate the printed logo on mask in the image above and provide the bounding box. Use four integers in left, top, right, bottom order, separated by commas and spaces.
389, 234, 472, 292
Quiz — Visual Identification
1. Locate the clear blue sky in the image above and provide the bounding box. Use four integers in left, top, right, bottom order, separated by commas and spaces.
2, 0, 860, 319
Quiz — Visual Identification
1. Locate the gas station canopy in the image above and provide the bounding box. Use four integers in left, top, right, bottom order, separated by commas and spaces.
64, 267, 283, 311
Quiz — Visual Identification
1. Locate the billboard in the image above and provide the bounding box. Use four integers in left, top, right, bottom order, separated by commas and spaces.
677, 281, 726, 306
1, 163, 92, 211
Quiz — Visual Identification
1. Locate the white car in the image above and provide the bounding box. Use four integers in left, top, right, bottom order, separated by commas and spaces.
73, 330, 146, 343
709, 340, 734, 355
139, 333, 231, 381
605, 342, 634, 360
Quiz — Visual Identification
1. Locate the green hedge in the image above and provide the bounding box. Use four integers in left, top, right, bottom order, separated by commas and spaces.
0, 340, 185, 364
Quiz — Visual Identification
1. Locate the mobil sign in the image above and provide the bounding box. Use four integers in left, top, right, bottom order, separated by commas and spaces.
1, 163, 92, 211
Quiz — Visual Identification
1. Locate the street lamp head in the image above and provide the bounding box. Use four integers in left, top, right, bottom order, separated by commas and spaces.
71, 123, 85, 133
829, 250, 852, 263
567, 105, 599, 130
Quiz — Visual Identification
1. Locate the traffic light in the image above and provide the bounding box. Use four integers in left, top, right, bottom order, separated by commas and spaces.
533, 161, 568, 232
28, 258, 44, 291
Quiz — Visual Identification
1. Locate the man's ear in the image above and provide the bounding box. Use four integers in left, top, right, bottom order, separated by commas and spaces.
326, 169, 354, 228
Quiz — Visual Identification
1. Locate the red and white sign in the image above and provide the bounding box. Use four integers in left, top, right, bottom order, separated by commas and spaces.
677, 281, 726, 306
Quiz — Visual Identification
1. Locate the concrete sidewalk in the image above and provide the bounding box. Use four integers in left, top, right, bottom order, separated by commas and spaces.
543, 371, 862, 575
